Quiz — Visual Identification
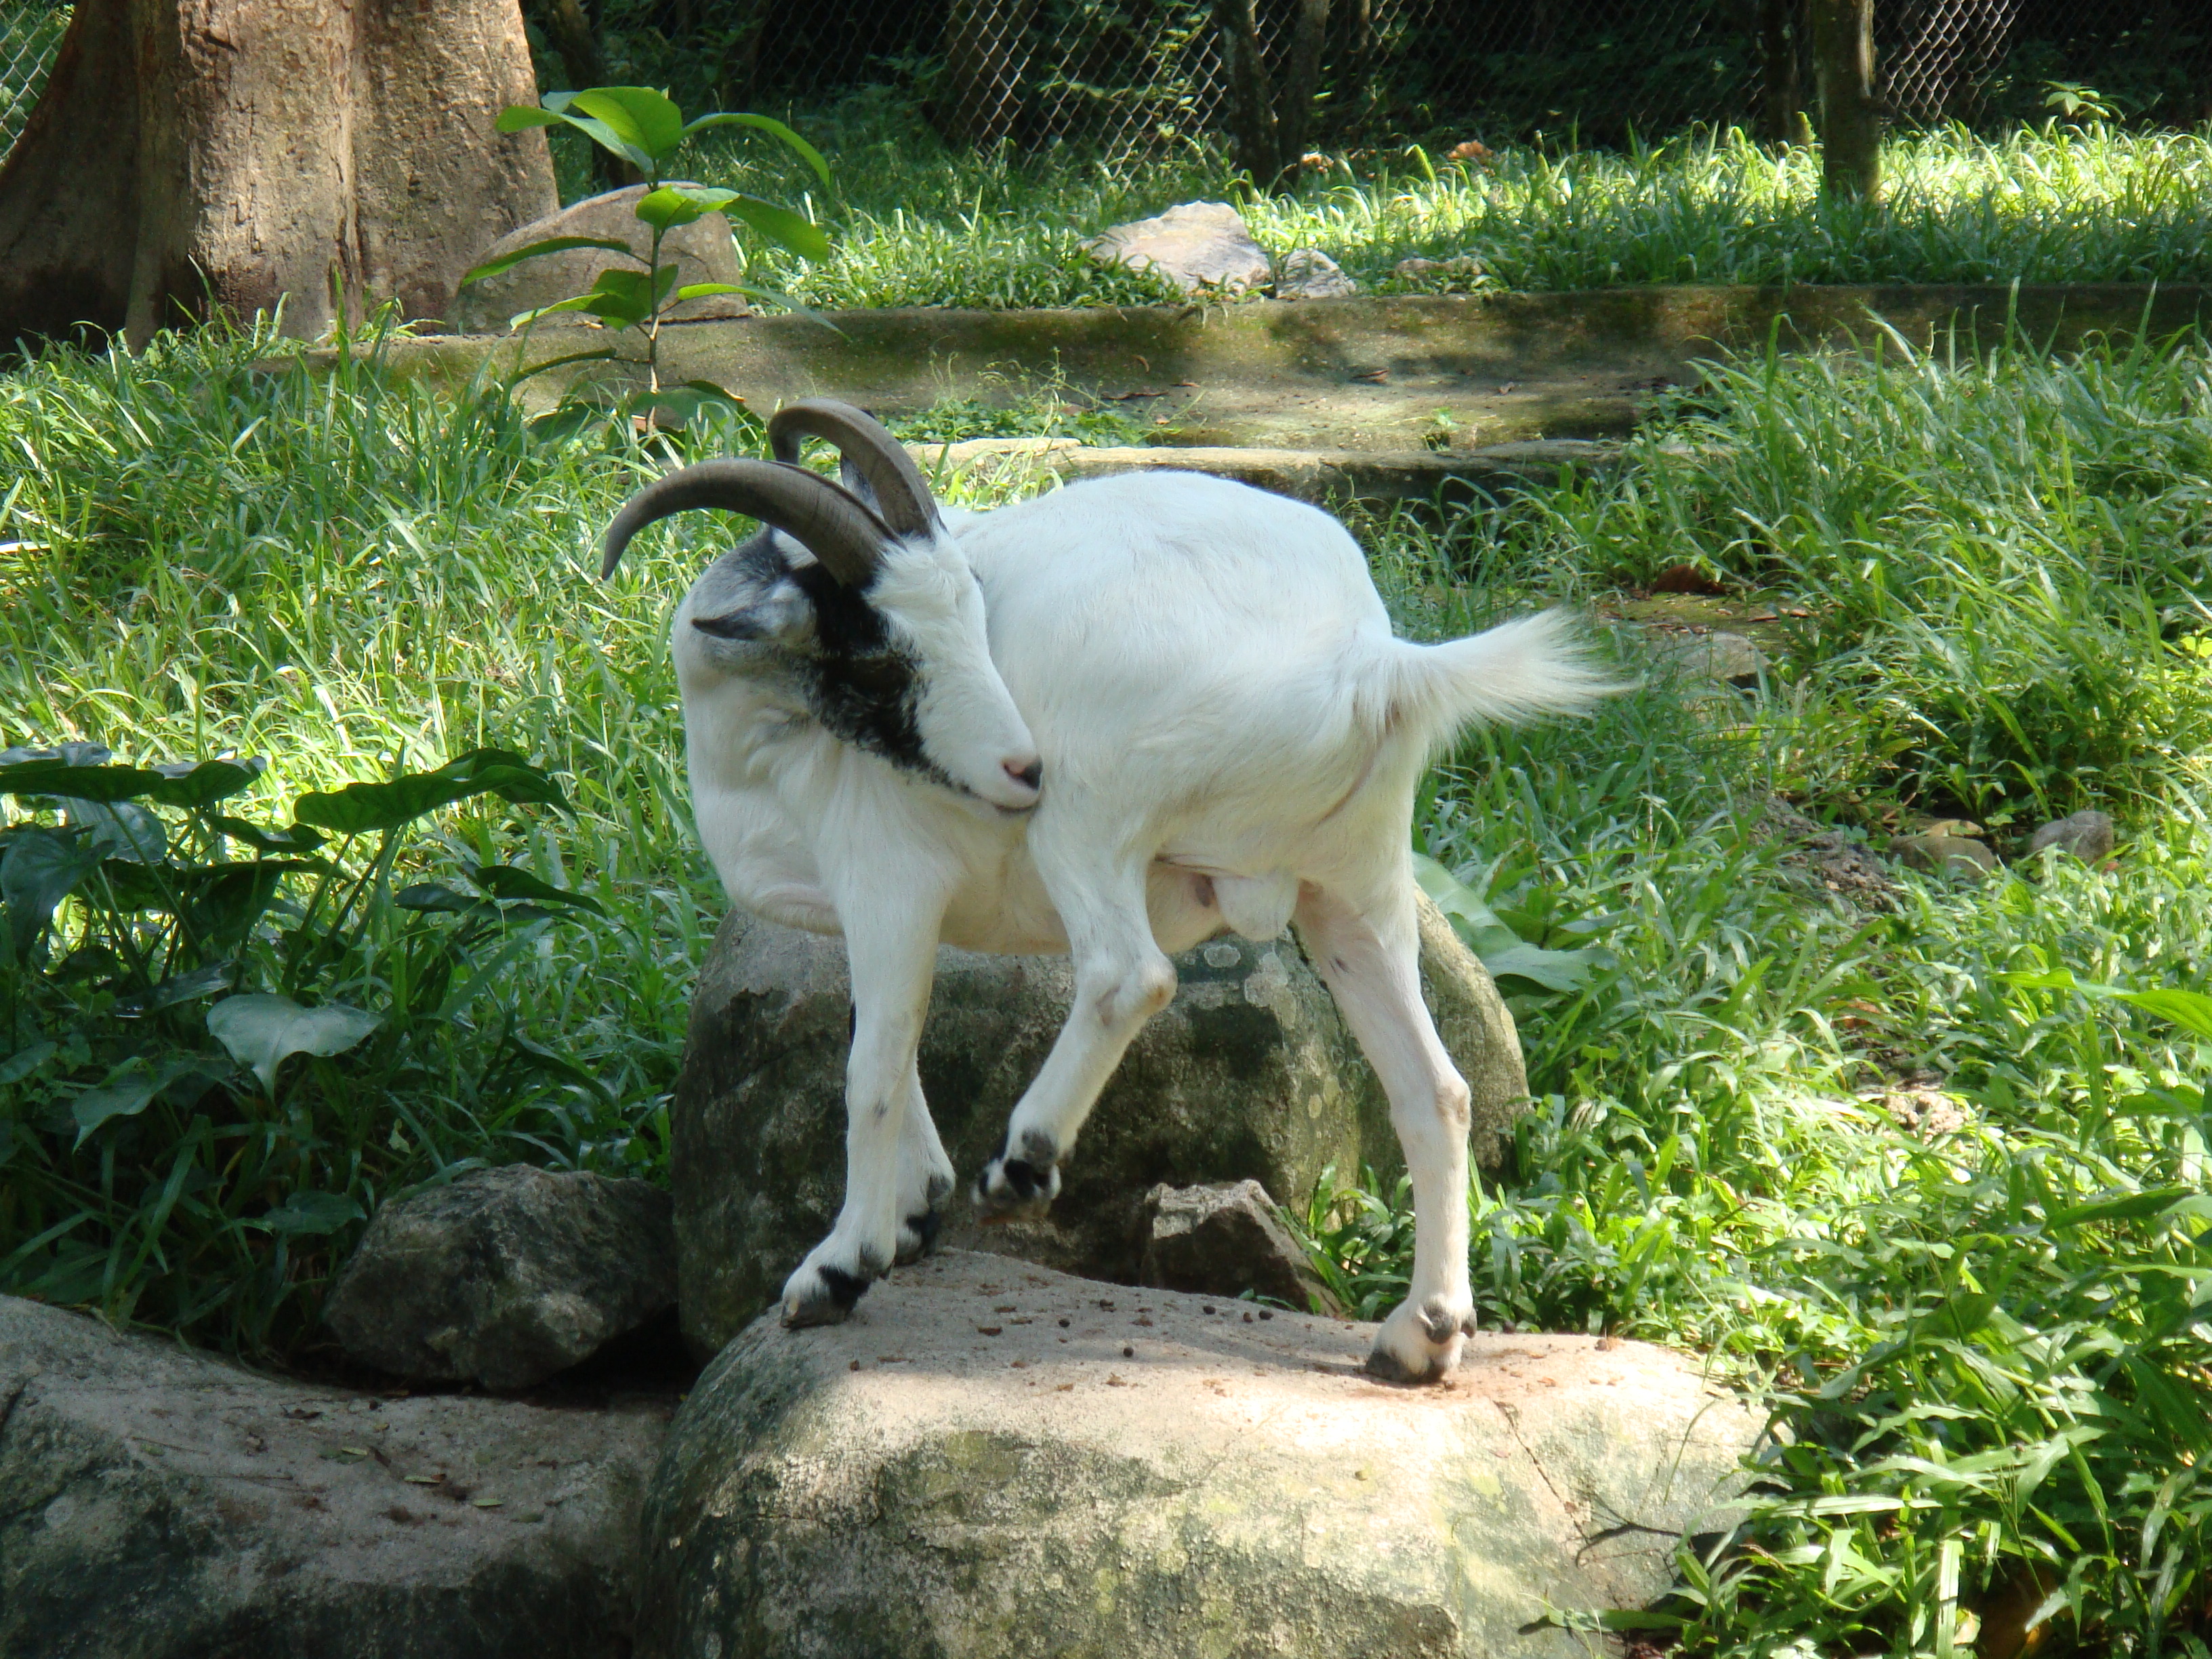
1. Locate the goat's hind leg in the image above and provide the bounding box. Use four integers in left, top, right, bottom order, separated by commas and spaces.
781, 904, 943, 1326
1296, 878, 1477, 1382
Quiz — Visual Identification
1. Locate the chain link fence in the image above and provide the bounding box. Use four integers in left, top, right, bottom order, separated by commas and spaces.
0, 0, 2203, 171
699, 0, 2211, 150
0, 2, 66, 159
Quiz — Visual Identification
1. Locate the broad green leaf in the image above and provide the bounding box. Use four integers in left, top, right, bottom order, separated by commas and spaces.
253, 1190, 365, 1235
461, 235, 640, 287
679, 110, 832, 186
212, 816, 325, 854
672, 282, 745, 301
2110, 987, 2212, 1042
147, 758, 264, 808
564, 87, 686, 161
468, 864, 607, 916
632, 387, 743, 429
590, 264, 679, 308
529, 94, 655, 173
395, 881, 487, 916
720, 194, 830, 261
64, 797, 167, 862
633, 186, 729, 232
0, 1040, 56, 1087
494, 105, 571, 133
0, 760, 167, 802
291, 748, 566, 836
733, 281, 844, 333
70, 1054, 225, 1145
1475, 940, 1602, 994
507, 294, 612, 330
2, 827, 102, 962
208, 994, 382, 1094
117, 961, 236, 1015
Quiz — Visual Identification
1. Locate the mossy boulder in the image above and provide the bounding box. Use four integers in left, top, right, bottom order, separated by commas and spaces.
635, 1251, 1760, 1659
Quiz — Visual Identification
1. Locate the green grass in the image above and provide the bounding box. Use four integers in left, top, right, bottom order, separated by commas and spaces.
0, 312, 2207, 1651
664, 108, 2212, 310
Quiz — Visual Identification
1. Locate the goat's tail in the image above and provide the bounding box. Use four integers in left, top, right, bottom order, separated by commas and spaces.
1378, 609, 1626, 748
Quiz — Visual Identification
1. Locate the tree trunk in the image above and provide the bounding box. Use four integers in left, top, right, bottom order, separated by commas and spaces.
1809, 0, 1881, 199
1210, 0, 1330, 191
1760, 0, 1799, 143
0, 0, 557, 347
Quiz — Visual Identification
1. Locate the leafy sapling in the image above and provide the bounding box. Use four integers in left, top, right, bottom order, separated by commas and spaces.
465, 85, 832, 424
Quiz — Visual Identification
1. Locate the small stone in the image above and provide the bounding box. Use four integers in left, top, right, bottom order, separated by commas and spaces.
2027, 810, 2116, 863
1139, 1179, 1336, 1313
1273, 247, 1357, 300
452, 183, 747, 334
1881, 1087, 1967, 1139
323, 1165, 676, 1389
1890, 833, 1999, 879
1083, 201, 1272, 295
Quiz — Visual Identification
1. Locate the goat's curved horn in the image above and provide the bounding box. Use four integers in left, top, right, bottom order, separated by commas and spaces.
768, 398, 940, 540
599, 459, 888, 586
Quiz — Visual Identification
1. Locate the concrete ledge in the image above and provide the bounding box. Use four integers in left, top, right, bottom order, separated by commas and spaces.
280, 285, 2212, 451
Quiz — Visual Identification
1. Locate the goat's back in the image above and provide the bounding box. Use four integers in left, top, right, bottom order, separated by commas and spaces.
958, 472, 1395, 798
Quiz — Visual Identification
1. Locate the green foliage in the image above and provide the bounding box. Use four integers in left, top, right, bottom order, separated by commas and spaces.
0, 745, 617, 1352
470, 84, 830, 419
695, 114, 2212, 309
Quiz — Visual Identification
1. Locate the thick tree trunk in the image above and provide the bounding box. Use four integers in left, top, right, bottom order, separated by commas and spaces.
0, 0, 556, 347
1809, 0, 1881, 199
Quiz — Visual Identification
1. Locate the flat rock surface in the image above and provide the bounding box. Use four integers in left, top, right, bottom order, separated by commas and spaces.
0, 1296, 670, 1658
637, 1250, 1761, 1659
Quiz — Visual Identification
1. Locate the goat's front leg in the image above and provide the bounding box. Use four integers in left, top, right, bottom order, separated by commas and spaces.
1295, 878, 1477, 1382
781, 898, 945, 1327
976, 853, 1174, 1216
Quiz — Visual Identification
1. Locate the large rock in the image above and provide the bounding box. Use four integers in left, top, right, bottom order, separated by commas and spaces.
324, 1164, 676, 1389
452, 183, 750, 333
672, 896, 1527, 1352
1083, 201, 1273, 295
0, 1296, 668, 1658
1274, 247, 1357, 300
635, 1250, 1759, 1659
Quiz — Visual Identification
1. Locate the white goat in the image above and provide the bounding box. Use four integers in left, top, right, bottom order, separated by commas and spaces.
601, 401, 1613, 1381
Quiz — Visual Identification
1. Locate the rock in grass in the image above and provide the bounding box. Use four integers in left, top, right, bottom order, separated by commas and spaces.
0, 1296, 666, 1659
1083, 201, 1273, 295
323, 1164, 676, 1389
634, 1250, 1759, 1659
2028, 810, 2116, 863
1890, 832, 2000, 879
1139, 1178, 1336, 1310
672, 895, 1525, 1353
451, 182, 747, 334
1657, 628, 1765, 685
1274, 246, 1357, 299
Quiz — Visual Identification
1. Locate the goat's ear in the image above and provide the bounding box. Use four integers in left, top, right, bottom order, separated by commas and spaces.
837, 456, 886, 517
691, 577, 817, 647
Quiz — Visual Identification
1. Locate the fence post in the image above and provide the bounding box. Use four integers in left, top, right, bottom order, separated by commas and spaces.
1808, 0, 1881, 197
1759, 0, 1799, 142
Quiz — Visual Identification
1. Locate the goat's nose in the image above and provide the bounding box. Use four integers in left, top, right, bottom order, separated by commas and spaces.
1003, 758, 1043, 792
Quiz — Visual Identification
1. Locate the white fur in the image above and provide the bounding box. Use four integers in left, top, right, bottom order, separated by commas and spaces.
671, 469, 1614, 1379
